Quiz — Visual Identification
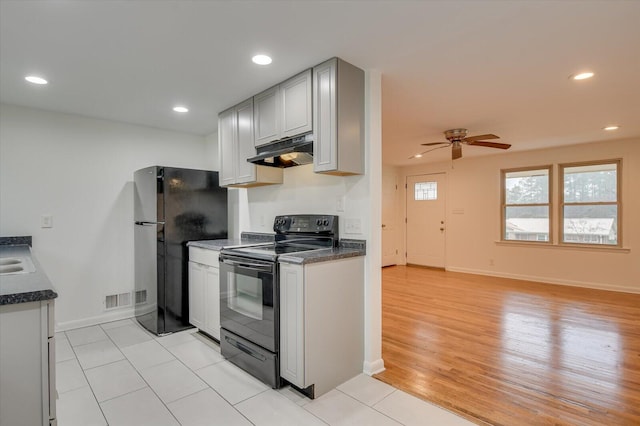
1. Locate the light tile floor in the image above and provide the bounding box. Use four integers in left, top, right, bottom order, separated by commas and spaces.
56, 319, 475, 425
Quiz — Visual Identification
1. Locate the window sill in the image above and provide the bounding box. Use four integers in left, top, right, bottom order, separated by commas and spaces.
495, 240, 630, 253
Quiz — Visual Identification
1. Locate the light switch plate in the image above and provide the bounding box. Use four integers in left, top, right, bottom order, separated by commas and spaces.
344, 218, 362, 234
41, 214, 53, 228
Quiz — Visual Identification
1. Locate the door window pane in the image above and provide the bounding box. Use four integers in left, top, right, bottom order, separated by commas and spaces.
415, 181, 437, 201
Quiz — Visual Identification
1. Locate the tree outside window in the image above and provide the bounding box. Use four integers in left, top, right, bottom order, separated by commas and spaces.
560, 161, 620, 246
502, 167, 552, 242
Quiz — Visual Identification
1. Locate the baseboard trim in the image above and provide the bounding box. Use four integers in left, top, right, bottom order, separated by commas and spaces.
445, 266, 640, 295
363, 358, 385, 375
56, 308, 135, 332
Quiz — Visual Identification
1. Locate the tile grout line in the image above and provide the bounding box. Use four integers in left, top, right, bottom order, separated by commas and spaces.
99, 320, 186, 425
63, 329, 110, 426
334, 387, 408, 426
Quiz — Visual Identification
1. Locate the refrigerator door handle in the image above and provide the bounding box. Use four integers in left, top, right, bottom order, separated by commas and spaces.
135, 221, 165, 226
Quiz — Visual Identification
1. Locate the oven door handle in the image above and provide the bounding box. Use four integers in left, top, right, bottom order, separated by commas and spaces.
221, 258, 273, 272
225, 336, 267, 361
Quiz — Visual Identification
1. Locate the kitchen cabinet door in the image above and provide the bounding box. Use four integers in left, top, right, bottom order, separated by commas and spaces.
279, 263, 305, 388
254, 86, 280, 147
188, 261, 205, 330
280, 69, 312, 139
234, 98, 256, 184
203, 265, 220, 341
313, 58, 364, 176
218, 108, 236, 187
1, 300, 55, 426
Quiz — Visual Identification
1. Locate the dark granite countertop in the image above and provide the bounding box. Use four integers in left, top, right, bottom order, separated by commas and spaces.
0, 245, 58, 305
188, 235, 366, 264
278, 246, 365, 265
187, 232, 275, 251
279, 239, 366, 265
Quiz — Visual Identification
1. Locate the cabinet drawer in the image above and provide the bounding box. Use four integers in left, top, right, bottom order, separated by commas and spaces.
189, 247, 219, 267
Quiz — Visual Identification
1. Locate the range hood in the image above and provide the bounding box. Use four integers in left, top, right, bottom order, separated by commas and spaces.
247, 133, 313, 168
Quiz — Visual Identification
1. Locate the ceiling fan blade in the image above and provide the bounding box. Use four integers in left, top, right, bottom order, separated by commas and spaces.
463, 133, 499, 142
452, 143, 462, 160
421, 142, 450, 146
466, 141, 511, 149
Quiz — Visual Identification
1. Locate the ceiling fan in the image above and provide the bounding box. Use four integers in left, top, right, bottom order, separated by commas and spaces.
415, 128, 511, 160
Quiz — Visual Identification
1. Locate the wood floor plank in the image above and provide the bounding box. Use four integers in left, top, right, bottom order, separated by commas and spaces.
374, 266, 640, 426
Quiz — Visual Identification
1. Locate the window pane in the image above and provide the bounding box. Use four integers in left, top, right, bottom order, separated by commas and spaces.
563, 205, 617, 245
504, 206, 549, 241
415, 181, 437, 201
564, 163, 617, 203
505, 169, 549, 204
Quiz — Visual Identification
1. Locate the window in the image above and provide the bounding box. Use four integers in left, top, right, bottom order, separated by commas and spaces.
560, 160, 620, 246
414, 181, 437, 201
502, 167, 552, 242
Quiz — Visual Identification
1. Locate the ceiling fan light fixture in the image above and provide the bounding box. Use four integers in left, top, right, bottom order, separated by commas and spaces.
570, 71, 594, 81
603, 125, 619, 131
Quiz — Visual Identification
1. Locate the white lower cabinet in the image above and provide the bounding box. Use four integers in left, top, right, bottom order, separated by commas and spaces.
188, 247, 220, 341
0, 300, 56, 426
279, 257, 364, 398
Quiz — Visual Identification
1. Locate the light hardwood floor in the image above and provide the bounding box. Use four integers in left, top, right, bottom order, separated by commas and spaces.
374, 266, 640, 426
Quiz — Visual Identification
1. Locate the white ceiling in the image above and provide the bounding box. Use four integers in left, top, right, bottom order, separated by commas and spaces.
1, 1, 639, 166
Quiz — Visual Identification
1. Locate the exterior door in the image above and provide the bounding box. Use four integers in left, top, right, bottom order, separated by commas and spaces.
406, 173, 446, 267
382, 165, 399, 267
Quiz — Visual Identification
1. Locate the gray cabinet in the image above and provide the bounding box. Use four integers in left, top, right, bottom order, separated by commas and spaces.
279, 257, 364, 398
253, 69, 312, 147
0, 300, 56, 426
188, 247, 221, 341
218, 98, 283, 187
313, 58, 365, 176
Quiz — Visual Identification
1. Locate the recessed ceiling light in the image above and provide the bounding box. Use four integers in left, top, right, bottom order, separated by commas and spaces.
414, 154, 423, 158
25, 75, 48, 85
571, 72, 594, 80
252, 54, 272, 65
173, 106, 189, 113
603, 125, 620, 131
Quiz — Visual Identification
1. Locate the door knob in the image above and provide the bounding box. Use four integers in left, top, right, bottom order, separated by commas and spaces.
382, 224, 386, 228
440, 227, 445, 231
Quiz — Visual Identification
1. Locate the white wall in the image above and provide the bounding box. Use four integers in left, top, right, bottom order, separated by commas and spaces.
399, 137, 639, 293
0, 104, 213, 329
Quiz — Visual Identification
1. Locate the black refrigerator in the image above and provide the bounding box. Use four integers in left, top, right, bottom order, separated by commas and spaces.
134, 166, 227, 335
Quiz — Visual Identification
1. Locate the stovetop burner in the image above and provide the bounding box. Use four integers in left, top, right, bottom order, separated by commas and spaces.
221, 214, 339, 262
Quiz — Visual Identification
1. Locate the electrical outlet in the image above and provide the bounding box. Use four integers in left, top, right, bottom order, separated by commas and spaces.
41, 215, 53, 228
336, 196, 345, 212
489, 258, 494, 266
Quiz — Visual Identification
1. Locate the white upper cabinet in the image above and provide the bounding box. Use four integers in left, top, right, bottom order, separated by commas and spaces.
313, 58, 365, 176
253, 86, 280, 147
253, 69, 312, 147
218, 107, 237, 187
280, 70, 313, 138
218, 98, 283, 188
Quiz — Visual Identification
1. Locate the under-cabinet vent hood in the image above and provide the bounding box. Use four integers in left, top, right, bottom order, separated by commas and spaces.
247, 133, 313, 168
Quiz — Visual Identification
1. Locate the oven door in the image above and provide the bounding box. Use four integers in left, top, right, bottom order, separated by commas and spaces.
219, 253, 278, 352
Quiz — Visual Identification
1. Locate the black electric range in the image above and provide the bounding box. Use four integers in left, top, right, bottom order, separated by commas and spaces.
217, 214, 339, 389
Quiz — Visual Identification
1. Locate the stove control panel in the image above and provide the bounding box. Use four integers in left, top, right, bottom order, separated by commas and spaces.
273, 214, 339, 235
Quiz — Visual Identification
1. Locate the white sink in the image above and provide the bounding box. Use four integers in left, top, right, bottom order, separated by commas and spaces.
0, 257, 36, 275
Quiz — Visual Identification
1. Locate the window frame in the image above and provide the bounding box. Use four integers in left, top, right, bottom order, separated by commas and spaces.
501, 165, 553, 244
559, 159, 622, 248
